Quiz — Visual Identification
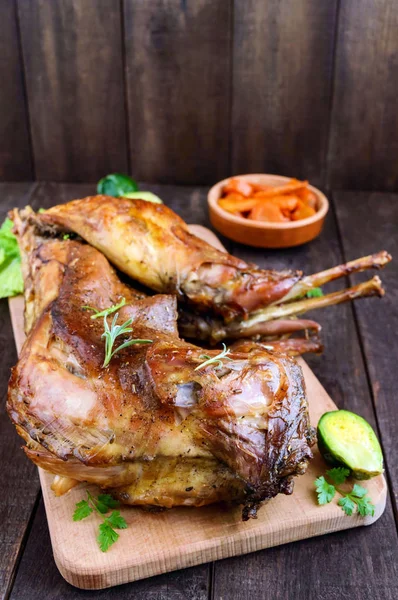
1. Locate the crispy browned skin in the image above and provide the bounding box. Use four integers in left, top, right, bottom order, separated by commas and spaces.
32, 196, 391, 346
8, 213, 314, 519
33, 196, 302, 320
178, 309, 323, 349
12, 207, 146, 335
15, 206, 320, 357
231, 337, 323, 357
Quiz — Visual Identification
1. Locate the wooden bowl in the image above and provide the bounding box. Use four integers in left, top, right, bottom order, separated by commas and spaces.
208, 174, 329, 248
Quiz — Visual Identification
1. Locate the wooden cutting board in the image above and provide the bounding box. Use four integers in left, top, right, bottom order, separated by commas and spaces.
8, 225, 387, 590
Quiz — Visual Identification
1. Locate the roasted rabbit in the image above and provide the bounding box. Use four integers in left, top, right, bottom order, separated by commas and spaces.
32, 196, 391, 344
8, 211, 315, 519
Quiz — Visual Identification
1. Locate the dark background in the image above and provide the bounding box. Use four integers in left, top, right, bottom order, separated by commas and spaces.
2, 2, 398, 599
1, 0, 398, 189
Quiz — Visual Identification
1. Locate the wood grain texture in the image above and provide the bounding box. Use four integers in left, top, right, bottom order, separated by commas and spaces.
9, 499, 210, 600
23, 181, 95, 211
123, 0, 231, 185
7, 290, 387, 590
212, 198, 398, 600
17, 0, 128, 182
231, 0, 337, 187
334, 191, 398, 513
2, 183, 398, 598
6, 182, 211, 597
328, 0, 398, 191
0, 1, 32, 180
212, 496, 398, 600
0, 184, 39, 600
6, 207, 387, 590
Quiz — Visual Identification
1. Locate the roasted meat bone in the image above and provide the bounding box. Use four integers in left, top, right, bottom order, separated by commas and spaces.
30, 196, 391, 344
8, 217, 314, 519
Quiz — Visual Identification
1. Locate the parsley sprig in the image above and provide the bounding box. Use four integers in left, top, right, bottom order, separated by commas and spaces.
73, 491, 127, 552
315, 467, 375, 517
194, 343, 232, 372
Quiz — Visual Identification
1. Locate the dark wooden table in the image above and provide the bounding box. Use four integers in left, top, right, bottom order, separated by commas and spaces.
1, 182, 398, 600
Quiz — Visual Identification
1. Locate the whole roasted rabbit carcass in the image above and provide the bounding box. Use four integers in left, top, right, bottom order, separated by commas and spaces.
34, 195, 391, 344
7, 211, 315, 520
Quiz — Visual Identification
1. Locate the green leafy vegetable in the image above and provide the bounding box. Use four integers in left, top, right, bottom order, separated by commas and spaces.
314, 469, 375, 517
338, 496, 356, 516
195, 343, 232, 372
97, 493, 120, 509
101, 312, 152, 368
355, 494, 375, 517
315, 476, 336, 505
97, 512, 127, 552
306, 287, 323, 298
96, 173, 164, 203
73, 499, 93, 521
0, 218, 24, 298
98, 522, 120, 552
73, 491, 127, 552
105, 510, 128, 529
326, 467, 350, 485
338, 484, 374, 517
95, 493, 120, 513
351, 483, 367, 498
97, 173, 139, 197
95, 498, 112, 514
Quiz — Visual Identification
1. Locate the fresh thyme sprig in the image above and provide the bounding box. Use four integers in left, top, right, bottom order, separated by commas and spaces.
315, 467, 375, 517
82, 297, 127, 320
102, 312, 152, 368
194, 343, 232, 371
73, 491, 127, 552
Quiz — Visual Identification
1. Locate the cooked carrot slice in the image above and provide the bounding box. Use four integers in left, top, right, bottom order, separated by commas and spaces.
253, 179, 308, 199
221, 192, 245, 202
223, 178, 253, 197
251, 183, 272, 193
219, 178, 316, 222
249, 201, 289, 223
291, 200, 316, 221
297, 187, 317, 209
269, 195, 299, 212
218, 196, 259, 213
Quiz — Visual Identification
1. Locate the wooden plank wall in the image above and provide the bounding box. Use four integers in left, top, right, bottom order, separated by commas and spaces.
17, 0, 128, 182
0, 0, 397, 189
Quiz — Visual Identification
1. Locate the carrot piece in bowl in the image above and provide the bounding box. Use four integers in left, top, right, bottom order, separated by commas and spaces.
291, 200, 316, 221
219, 192, 245, 203
251, 183, 272, 193
218, 177, 319, 224
269, 195, 299, 212
223, 178, 253, 197
297, 187, 317, 209
249, 201, 289, 222
218, 194, 259, 213
252, 179, 308, 199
